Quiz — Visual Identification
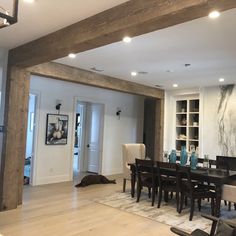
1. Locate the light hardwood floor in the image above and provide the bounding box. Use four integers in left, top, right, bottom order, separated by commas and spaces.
0, 176, 175, 236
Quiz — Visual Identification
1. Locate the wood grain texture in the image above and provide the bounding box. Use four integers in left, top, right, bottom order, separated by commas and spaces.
155, 98, 164, 161
9, 0, 236, 67
0, 67, 30, 210
1, 0, 234, 212
0, 178, 175, 236
28, 62, 164, 99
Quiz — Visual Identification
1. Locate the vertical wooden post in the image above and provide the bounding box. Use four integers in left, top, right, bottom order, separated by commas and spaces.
0, 66, 30, 210
154, 98, 164, 161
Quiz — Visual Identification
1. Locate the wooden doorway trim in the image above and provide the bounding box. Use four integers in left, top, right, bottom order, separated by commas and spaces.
9, 0, 236, 67
0, 67, 30, 210
1, 0, 236, 210
28, 62, 164, 99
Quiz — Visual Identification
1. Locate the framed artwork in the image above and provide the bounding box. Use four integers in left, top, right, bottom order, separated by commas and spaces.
45, 114, 68, 145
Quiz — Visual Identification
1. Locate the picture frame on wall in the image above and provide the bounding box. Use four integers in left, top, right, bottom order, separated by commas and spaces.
45, 114, 69, 145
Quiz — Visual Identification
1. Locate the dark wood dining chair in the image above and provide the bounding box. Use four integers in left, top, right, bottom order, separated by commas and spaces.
177, 165, 216, 221
135, 158, 157, 206
216, 155, 236, 211
170, 213, 236, 236
156, 161, 178, 210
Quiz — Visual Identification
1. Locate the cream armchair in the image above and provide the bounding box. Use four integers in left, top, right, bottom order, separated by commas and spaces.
122, 143, 146, 192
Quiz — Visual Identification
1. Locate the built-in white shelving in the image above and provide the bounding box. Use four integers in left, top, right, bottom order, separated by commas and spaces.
176, 98, 199, 153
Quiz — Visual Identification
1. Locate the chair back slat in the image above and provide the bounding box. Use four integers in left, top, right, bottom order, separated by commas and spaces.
135, 158, 154, 170
176, 165, 194, 194
216, 155, 236, 171
156, 161, 176, 176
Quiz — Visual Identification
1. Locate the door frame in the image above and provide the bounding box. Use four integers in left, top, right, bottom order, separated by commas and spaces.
28, 90, 41, 186
70, 96, 105, 179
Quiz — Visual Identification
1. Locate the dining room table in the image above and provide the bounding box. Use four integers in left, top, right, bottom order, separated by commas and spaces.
129, 162, 236, 217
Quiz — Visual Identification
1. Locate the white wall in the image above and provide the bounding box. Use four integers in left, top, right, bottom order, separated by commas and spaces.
202, 85, 236, 158
0, 49, 8, 168
30, 75, 144, 185
164, 85, 236, 160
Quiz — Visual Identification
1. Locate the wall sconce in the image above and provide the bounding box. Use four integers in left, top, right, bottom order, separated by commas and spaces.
55, 100, 62, 114
116, 108, 121, 120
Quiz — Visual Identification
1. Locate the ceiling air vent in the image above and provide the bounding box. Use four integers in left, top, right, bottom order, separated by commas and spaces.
138, 71, 148, 75
90, 67, 104, 72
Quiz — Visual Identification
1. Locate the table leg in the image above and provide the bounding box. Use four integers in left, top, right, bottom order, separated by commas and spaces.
215, 185, 222, 217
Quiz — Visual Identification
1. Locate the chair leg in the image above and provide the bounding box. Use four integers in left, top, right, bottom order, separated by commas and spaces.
189, 198, 195, 221
179, 192, 185, 213
148, 188, 151, 198
211, 197, 215, 216
234, 203, 236, 210
197, 198, 201, 211
228, 202, 231, 211
123, 179, 126, 192
176, 191, 179, 212
157, 188, 163, 208
164, 191, 169, 202
185, 196, 188, 206
151, 188, 156, 206
137, 183, 141, 202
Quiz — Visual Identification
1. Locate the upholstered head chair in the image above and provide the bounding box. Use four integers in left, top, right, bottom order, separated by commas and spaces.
122, 143, 146, 192
222, 181, 236, 210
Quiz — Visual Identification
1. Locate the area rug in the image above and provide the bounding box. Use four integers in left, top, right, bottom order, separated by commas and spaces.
95, 191, 236, 233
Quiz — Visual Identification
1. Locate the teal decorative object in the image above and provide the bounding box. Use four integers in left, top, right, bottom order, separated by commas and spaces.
169, 150, 177, 163
180, 146, 188, 166
190, 151, 198, 169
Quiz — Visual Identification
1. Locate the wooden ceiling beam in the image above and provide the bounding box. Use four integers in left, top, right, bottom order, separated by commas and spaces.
28, 62, 164, 99
9, 0, 236, 67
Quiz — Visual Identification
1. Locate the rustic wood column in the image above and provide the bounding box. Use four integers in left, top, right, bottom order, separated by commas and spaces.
0, 66, 30, 210
154, 98, 165, 161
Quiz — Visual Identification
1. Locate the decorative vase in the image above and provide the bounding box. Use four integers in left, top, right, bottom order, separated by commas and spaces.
190, 151, 198, 169
180, 146, 188, 166
169, 150, 177, 163
203, 154, 209, 168
181, 118, 187, 125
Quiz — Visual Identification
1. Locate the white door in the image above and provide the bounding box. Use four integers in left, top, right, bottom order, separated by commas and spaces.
85, 103, 104, 173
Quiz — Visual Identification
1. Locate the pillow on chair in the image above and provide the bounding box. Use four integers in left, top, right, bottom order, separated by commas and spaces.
215, 220, 235, 236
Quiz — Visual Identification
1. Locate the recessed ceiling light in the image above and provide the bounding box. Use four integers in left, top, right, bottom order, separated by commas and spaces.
219, 78, 225, 82
24, 0, 35, 3
131, 71, 137, 77
209, 11, 220, 19
184, 63, 191, 67
68, 53, 76, 59
123, 36, 132, 43
173, 84, 178, 88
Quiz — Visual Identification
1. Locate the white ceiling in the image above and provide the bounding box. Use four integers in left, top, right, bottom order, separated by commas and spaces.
0, 0, 128, 49
56, 8, 236, 90
0, 1, 236, 90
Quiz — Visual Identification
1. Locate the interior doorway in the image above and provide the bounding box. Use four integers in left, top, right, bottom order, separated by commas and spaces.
73, 100, 104, 179
143, 98, 157, 160
25, 93, 37, 185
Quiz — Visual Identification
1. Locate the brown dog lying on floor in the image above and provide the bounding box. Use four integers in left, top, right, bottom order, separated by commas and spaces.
75, 175, 116, 187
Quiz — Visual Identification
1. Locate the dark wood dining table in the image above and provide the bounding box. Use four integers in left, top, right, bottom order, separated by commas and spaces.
129, 163, 236, 217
